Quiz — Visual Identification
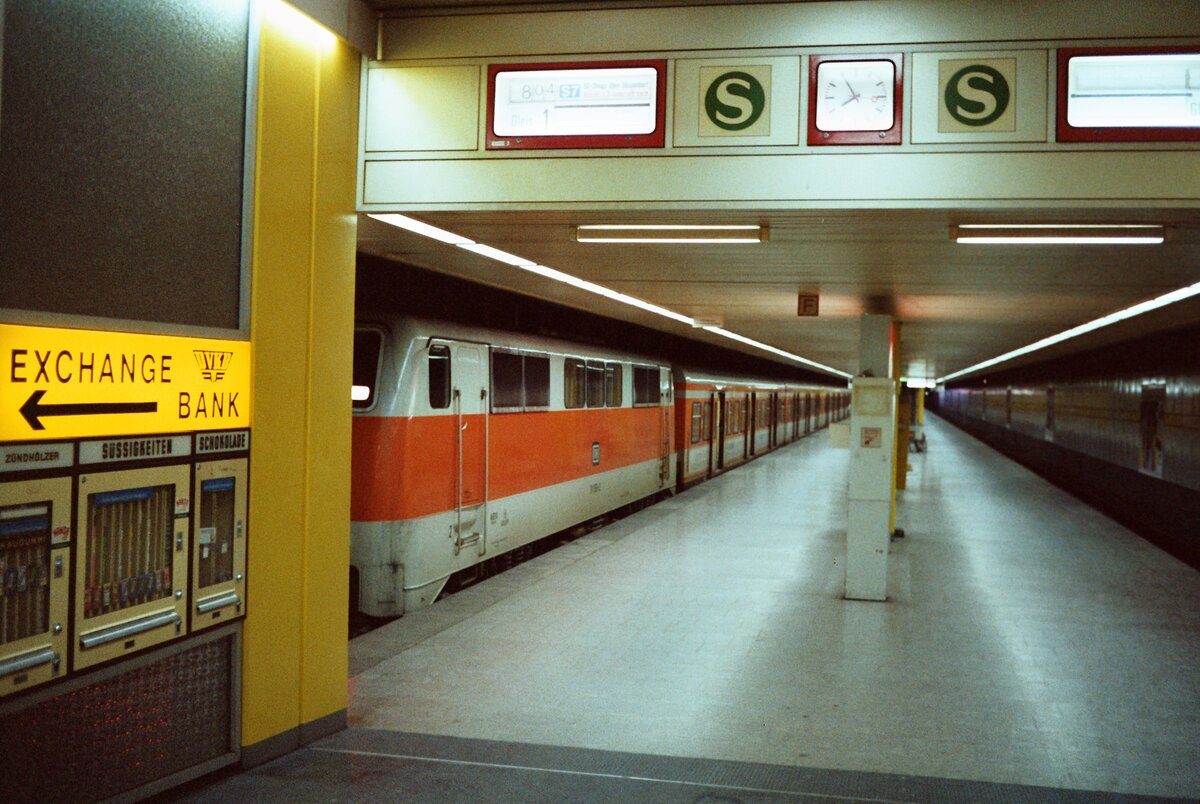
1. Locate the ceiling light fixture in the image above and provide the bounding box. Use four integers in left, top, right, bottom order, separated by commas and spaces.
952, 224, 1166, 245
367, 213, 474, 246
700, 326, 852, 379
575, 224, 767, 244
459, 243, 538, 267
369, 214, 847, 379
937, 279, 1200, 384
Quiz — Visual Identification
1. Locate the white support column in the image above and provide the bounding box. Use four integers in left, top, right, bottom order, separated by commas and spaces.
846, 315, 896, 601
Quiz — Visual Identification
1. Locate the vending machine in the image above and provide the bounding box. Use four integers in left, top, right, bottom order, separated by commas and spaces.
72, 436, 194, 669
192, 430, 249, 631
0, 456, 72, 697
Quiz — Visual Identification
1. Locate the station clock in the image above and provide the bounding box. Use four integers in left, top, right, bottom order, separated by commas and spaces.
808, 54, 903, 145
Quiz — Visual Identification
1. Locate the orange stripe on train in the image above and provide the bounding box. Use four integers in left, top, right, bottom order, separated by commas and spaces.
352, 406, 671, 522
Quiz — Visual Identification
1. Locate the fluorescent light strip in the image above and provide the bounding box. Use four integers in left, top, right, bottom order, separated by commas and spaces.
578, 237, 763, 243
701, 326, 852, 379
370, 214, 845, 378
367, 213, 474, 246
958, 237, 1164, 245
953, 224, 1165, 245
578, 225, 762, 230
575, 224, 766, 244
460, 243, 538, 267
519, 264, 696, 325
937, 279, 1200, 384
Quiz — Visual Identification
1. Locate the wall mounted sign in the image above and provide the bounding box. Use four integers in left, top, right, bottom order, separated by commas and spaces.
861, 426, 883, 448
701, 67, 770, 135
674, 57, 800, 147
941, 59, 1016, 131
0, 324, 251, 441
808, 54, 903, 145
487, 60, 667, 150
1058, 47, 1200, 142
912, 50, 1047, 143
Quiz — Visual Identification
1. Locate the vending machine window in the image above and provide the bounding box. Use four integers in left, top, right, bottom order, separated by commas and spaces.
75, 465, 190, 670
0, 476, 71, 697
83, 486, 176, 618
1, 504, 51, 644
192, 457, 247, 630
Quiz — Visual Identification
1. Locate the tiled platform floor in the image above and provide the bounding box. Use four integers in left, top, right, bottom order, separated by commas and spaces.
178, 414, 1200, 802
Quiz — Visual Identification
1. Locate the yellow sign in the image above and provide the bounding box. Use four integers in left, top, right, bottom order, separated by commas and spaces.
0, 324, 251, 441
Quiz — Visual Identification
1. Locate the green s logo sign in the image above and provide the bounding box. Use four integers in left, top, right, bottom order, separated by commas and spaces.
944, 65, 1010, 127
704, 71, 766, 131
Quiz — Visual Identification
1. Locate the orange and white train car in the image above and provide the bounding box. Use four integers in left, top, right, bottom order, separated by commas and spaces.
673, 371, 850, 488
351, 318, 676, 617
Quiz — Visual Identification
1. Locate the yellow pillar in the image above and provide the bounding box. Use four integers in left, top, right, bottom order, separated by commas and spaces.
917, 387, 926, 426
890, 322, 903, 529
242, 1, 359, 763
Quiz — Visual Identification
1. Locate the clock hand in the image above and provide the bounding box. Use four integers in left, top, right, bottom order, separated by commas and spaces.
844, 80, 860, 103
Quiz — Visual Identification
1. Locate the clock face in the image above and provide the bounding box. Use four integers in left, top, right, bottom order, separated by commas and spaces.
816, 60, 896, 132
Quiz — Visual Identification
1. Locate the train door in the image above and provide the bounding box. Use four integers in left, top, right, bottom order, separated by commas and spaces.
774, 394, 780, 445
657, 368, 671, 487
712, 391, 725, 472
748, 393, 757, 456
449, 342, 487, 557
1139, 383, 1166, 478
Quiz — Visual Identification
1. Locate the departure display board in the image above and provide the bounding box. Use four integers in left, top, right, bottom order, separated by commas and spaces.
1059, 48, 1200, 142
487, 60, 667, 149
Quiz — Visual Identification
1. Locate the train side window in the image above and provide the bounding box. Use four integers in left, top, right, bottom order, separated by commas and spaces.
428, 344, 451, 409
491, 350, 524, 409
352, 328, 384, 411
524, 354, 551, 408
585, 361, 605, 408
605, 363, 623, 406
690, 402, 701, 443
633, 365, 658, 406
564, 358, 585, 409
702, 401, 712, 438
494, 350, 550, 411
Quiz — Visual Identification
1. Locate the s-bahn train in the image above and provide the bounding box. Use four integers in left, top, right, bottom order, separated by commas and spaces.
351, 317, 849, 618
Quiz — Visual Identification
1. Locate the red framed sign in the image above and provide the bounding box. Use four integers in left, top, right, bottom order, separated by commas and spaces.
808, 53, 903, 146
486, 60, 667, 150
1058, 47, 1200, 142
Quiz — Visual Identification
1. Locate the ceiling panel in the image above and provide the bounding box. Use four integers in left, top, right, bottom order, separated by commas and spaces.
358, 207, 1200, 382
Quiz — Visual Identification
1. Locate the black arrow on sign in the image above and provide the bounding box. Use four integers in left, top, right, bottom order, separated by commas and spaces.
19, 390, 158, 431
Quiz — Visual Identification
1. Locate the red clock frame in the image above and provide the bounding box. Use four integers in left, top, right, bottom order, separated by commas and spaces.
1057, 47, 1200, 143
486, 60, 667, 150
807, 53, 904, 146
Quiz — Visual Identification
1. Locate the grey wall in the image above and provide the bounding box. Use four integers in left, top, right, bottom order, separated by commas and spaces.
0, 0, 250, 330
